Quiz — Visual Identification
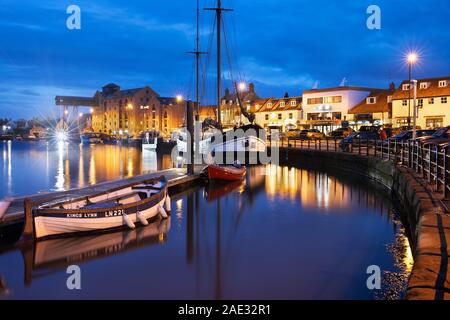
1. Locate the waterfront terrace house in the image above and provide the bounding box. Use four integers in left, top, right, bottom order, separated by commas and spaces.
220, 83, 261, 127
301, 86, 380, 134
392, 76, 450, 129
347, 83, 395, 128
89, 84, 185, 137
254, 96, 303, 132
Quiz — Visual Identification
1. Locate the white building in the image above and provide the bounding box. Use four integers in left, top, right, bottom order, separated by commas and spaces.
255, 96, 302, 132
301, 86, 378, 133
392, 76, 450, 129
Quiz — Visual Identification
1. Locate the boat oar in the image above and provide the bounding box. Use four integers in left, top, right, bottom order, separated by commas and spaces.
122, 211, 135, 229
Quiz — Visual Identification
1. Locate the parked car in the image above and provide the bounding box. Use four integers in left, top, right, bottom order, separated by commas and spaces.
390, 129, 436, 142
359, 125, 381, 133
299, 129, 325, 140
328, 127, 353, 139
339, 131, 380, 152
414, 126, 450, 145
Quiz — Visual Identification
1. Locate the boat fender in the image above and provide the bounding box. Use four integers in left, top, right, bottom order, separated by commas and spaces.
122, 212, 136, 229
158, 206, 168, 219
137, 211, 149, 226
165, 195, 171, 212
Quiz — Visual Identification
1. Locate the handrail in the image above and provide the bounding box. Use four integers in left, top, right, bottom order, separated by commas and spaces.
280, 136, 450, 200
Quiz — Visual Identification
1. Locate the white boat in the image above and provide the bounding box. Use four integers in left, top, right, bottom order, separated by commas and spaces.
31, 176, 171, 239
142, 131, 160, 151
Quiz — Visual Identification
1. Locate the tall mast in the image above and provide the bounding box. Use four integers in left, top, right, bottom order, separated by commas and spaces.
205, 0, 232, 125
188, 0, 207, 116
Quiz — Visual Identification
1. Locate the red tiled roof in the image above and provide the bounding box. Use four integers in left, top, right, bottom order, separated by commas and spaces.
348, 89, 393, 114
392, 76, 450, 100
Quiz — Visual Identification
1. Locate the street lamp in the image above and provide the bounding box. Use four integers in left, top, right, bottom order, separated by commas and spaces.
238, 82, 247, 92
176, 95, 184, 103
406, 52, 418, 129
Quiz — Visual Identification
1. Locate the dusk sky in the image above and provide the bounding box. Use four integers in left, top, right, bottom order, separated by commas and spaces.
1, 0, 449, 119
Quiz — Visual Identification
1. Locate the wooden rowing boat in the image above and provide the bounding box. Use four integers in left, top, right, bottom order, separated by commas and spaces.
31, 176, 171, 239
206, 164, 246, 181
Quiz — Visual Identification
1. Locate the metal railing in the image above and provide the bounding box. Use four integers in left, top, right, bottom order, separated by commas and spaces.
271, 137, 450, 200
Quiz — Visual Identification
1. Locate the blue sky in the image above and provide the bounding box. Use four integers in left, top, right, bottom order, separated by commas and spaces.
0, 0, 449, 119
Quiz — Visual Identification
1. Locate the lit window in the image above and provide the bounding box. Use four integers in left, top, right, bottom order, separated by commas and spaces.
280, 102, 285, 107
418, 99, 423, 107
402, 100, 408, 106
429, 98, 434, 105
291, 101, 297, 107
439, 80, 447, 88
366, 97, 376, 104
402, 84, 410, 91
420, 82, 428, 89
442, 97, 448, 104
267, 103, 273, 108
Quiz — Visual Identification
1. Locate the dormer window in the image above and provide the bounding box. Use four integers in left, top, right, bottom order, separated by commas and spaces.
420, 82, 429, 89
291, 100, 297, 107
439, 80, 447, 88
367, 97, 376, 104
402, 84, 411, 91
267, 103, 273, 108
280, 102, 285, 107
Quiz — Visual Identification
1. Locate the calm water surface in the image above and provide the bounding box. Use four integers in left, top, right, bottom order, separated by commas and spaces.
0, 141, 174, 197
0, 142, 412, 299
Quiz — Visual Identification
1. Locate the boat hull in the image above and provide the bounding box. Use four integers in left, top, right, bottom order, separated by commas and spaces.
34, 197, 165, 239
207, 165, 246, 181
32, 177, 169, 239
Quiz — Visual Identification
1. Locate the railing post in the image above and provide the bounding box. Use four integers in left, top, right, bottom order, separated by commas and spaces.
374, 139, 377, 157
358, 137, 361, 155
436, 146, 440, 191
388, 139, 391, 161
444, 147, 449, 199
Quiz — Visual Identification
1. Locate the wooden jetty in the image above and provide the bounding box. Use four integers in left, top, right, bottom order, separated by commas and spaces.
0, 168, 203, 229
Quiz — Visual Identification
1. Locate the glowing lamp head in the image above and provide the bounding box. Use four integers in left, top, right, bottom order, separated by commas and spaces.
64, 110, 69, 115
79, 113, 83, 118
176, 95, 183, 103
407, 52, 418, 64
90, 108, 94, 114
238, 82, 247, 92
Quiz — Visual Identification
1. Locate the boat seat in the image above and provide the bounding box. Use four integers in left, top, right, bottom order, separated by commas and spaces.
84, 191, 148, 209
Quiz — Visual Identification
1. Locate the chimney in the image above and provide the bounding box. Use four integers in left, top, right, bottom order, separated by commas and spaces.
249, 83, 255, 93
284, 92, 289, 98
389, 82, 396, 91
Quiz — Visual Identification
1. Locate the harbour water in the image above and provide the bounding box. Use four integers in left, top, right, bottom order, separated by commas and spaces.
0, 142, 412, 299
0, 141, 174, 198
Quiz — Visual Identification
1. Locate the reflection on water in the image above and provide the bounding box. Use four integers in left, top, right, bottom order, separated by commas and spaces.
0, 141, 174, 198
0, 165, 411, 300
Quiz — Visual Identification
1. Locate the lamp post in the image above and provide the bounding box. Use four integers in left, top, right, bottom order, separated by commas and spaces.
407, 52, 418, 130
411, 80, 418, 139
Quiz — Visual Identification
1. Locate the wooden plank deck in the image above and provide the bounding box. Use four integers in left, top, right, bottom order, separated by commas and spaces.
0, 168, 203, 227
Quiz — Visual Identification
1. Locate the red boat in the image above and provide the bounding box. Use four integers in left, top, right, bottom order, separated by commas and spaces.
206, 164, 246, 181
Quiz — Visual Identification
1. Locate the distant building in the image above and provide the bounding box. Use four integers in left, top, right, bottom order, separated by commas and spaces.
347, 83, 395, 128
255, 96, 302, 132
221, 83, 261, 127
301, 86, 380, 133
392, 76, 450, 129
87, 84, 185, 136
